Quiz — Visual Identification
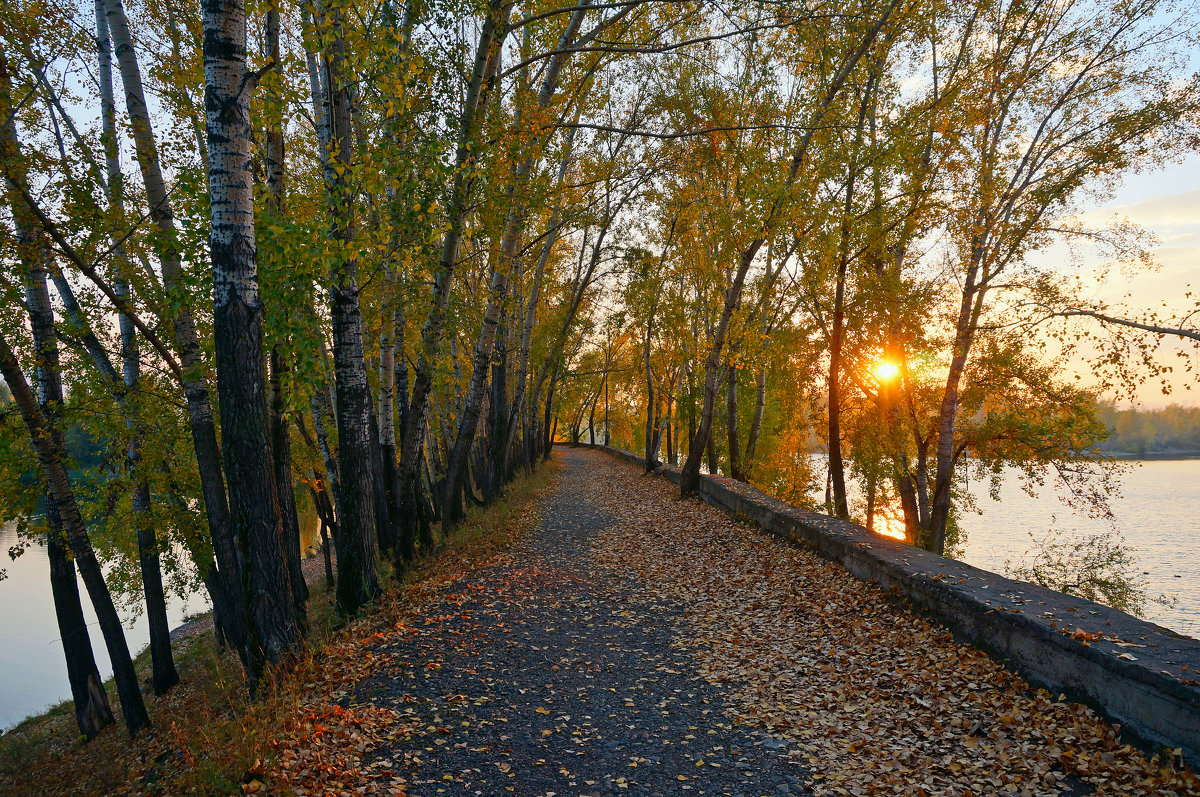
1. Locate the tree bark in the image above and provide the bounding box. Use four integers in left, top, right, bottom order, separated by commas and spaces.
104, 0, 248, 658
726, 362, 743, 481
205, 0, 302, 679
263, 4, 309, 633
321, 0, 381, 614
270, 351, 309, 627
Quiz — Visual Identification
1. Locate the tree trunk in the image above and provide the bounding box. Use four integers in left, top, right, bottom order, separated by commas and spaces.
0, 335, 151, 736
0, 57, 143, 736
681, 242, 761, 493
378, 290, 399, 550
205, 0, 302, 680
95, 0, 178, 692
323, 0, 381, 614
588, 391, 596, 446
928, 247, 985, 554
47, 509, 114, 740
262, 6, 309, 633
745, 365, 767, 465
644, 321, 656, 471
726, 362, 743, 481
124, 294, 179, 693
486, 316, 508, 502
104, 0, 248, 659
270, 351, 309, 628
603, 369, 610, 445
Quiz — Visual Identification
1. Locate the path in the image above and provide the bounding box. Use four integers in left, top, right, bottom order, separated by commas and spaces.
296, 447, 1196, 797
355, 448, 807, 796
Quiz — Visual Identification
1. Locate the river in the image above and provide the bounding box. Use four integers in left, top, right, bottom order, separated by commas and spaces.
954, 459, 1200, 639
0, 515, 320, 731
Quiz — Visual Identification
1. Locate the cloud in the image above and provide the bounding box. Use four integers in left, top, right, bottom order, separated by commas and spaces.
1082, 189, 1200, 235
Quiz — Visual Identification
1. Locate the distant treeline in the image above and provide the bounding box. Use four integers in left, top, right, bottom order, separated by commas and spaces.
1096, 403, 1200, 454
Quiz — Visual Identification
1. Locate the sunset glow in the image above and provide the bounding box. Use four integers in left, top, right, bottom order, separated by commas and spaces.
874, 360, 900, 381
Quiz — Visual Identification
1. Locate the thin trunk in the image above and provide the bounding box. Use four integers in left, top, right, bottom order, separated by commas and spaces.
726, 362, 743, 481
828, 232, 851, 519
379, 288, 399, 550
270, 351, 309, 627
121, 291, 178, 693
96, 0, 178, 691
264, 4, 309, 632
47, 506, 114, 739
398, 0, 509, 565
543, 372, 558, 460
745, 366, 766, 465
486, 314, 508, 502
588, 391, 596, 446
644, 318, 656, 471
682, 243, 758, 493
928, 247, 985, 553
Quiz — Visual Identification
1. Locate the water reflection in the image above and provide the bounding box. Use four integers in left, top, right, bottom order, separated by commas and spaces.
830, 460, 1200, 637
0, 509, 324, 730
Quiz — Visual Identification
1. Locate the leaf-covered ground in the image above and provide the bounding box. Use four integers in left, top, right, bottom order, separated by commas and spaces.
283, 451, 809, 796
267, 447, 1197, 797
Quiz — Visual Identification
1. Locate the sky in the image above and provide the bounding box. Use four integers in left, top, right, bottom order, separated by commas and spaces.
1048, 153, 1200, 409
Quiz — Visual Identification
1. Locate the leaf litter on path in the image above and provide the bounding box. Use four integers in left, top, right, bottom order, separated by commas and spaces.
581, 450, 1198, 796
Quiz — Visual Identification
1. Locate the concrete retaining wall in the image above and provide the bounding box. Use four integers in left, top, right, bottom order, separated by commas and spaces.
584, 444, 1200, 764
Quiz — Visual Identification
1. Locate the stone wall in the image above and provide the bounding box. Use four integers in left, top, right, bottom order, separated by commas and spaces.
585, 444, 1200, 765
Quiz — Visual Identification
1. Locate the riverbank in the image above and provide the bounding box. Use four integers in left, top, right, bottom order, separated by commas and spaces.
0, 461, 558, 795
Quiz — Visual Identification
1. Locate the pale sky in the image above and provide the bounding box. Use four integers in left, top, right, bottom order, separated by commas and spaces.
1050, 153, 1200, 408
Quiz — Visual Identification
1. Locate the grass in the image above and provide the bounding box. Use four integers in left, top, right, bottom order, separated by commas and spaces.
0, 459, 559, 796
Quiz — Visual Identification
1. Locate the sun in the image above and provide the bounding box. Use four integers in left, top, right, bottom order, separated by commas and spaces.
873, 360, 900, 381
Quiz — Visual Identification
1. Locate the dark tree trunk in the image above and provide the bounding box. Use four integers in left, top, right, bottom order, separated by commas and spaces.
270, 350, 309, 629
263, 0, 308, 633
0, 60, 137, 737
486, 316, 508, 503
681, 242, 760, 493
543, 375, 558, 460
726, 363, 744, 481
46, 510, 114, 739
0, 335, 151, 736
588, 392, 596, 446
603, 371, 610, 445
323, 0, 381, 614
367, 406, 393, 553
745, 366, 766, 466
205, 0, 303, 681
